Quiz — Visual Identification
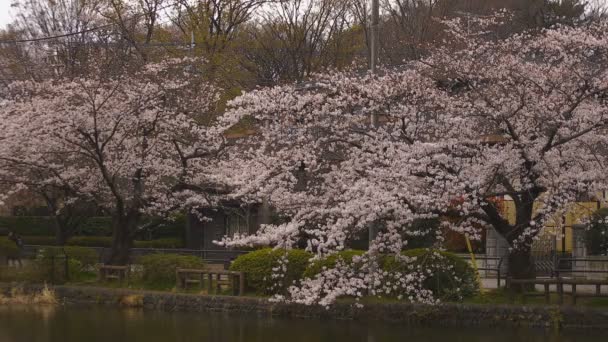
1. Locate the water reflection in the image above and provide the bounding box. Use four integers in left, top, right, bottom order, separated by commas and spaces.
0, 305, 599, 342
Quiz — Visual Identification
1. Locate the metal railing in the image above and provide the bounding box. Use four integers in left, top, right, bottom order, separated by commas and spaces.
23, 245, 248, 267
459, 255, 505, 288
553, 257, 608, 279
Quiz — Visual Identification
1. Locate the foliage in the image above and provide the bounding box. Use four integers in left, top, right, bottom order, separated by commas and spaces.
0, 216, 56, 236
67, 237, 112, 248
22, 236, 59, 246
303, 250, 365, 278
383, 249, 479, 300
133, 238, 184, 249
0, 58, 235, 265
0, 215, 186, 239
230, 248, 312, 295
137, 253, 205, 285
40, 246, 99, 269
585, 208, 608, 256
0, 216, 112, 237
222, 16, 608, 303
20, 235, 185, 249
0, 238, 20, 258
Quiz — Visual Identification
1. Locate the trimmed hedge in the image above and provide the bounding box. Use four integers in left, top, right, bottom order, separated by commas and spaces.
0, 216, 112, 236
134, 238, 184, 249
0, 237, 20, 258
383, 248, 479, 300
0, 215, 186, 239
230, 248, 312, 295
137, 253, 205, 285
20, 236, 184, 249
303, 250, 365, 278
22, 236, 59, 246
67, 236, 112, 247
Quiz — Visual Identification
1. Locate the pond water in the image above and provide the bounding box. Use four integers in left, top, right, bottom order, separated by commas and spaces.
0, 305, 601, 342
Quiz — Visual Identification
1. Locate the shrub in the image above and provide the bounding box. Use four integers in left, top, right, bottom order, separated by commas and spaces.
303, 250, 365, 278
0, 216, 56, 236
67, 236, 112, 247
134, 238, 184, 249
230, 248, 312, 295
0, 238, 19, 258
382, 248, 478, 301
137, 253, 205, 285
22, 236, 59, 246
0, 216, 112, 236
65, 237, 184, 249
41, 246, 99, 268
585, 208, 608, 256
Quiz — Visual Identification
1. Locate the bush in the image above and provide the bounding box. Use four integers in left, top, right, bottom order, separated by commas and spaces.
382, 248, 478, 301
303, 250, 365, 278
134, 238, 184, 249
41, 246, 99, 268
230, 248, 312, 295
585, 208, 608, 256
137, 253, 205, 285
0, 216, 112, 236
0, 216, 56, 236
0, 238, 20, 258
22, 236, 59, 246
24, 236, 184, 249
67, 236, 112, 247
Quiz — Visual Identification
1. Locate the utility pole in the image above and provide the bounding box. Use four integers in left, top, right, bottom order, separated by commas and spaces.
370, 0, 379, 76
190, 31, 195, 56
370, 0, 379, 130
368, 0, 380, 266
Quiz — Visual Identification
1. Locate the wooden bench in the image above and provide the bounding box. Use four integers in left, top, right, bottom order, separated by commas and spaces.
98, 265, 129, 284
176, 268, 245, 296
559, 279, 608, 304
507, 277, 608, 304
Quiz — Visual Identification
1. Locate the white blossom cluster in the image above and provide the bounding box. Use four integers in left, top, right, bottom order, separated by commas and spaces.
219, 17, 608, 302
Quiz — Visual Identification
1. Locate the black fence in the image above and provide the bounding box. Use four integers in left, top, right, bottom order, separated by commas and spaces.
458, 255, 505, 287
553, 257, 608, 279
23, 245, 247, 267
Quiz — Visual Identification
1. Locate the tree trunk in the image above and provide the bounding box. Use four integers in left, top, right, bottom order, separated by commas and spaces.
507, 246, 536, 291
55, 227, 69, 246
108, 218, 135, 265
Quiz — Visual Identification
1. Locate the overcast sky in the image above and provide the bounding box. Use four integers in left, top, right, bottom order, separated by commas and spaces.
0, 1, 15, 29
1, 1, 607, 32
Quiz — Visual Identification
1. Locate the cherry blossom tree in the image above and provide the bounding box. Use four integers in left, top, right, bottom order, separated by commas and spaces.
222, 16, 608, 301
0, 58, 236, 264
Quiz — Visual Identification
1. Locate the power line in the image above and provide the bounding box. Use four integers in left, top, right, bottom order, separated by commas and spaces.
0, 1, 178, 45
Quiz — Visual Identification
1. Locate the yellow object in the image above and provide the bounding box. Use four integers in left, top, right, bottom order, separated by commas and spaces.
501, 200, 601, 252
464, 234, 483, 292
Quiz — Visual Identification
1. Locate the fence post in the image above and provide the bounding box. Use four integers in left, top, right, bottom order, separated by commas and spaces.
50, 255, 55, 284
64, 255, 69, 282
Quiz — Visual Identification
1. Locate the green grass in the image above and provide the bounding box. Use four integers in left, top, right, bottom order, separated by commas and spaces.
70, 275, 246, 296
464, 288, 608, 307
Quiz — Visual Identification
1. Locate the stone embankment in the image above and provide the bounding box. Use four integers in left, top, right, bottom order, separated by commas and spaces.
1, 283, 608, 331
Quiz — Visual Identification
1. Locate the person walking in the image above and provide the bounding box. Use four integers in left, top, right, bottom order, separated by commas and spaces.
7, 231, 24, 267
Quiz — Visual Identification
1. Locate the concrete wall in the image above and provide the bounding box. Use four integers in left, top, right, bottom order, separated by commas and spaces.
567, 225, 608, 280
484, 228, 509, 274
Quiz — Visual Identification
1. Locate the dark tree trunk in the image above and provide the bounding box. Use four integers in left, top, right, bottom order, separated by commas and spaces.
55, 227, 69, 246
485, 193, 539, 292
52, 215, 73, 246
507, 246, 536, 291
108, 217, 136, 265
